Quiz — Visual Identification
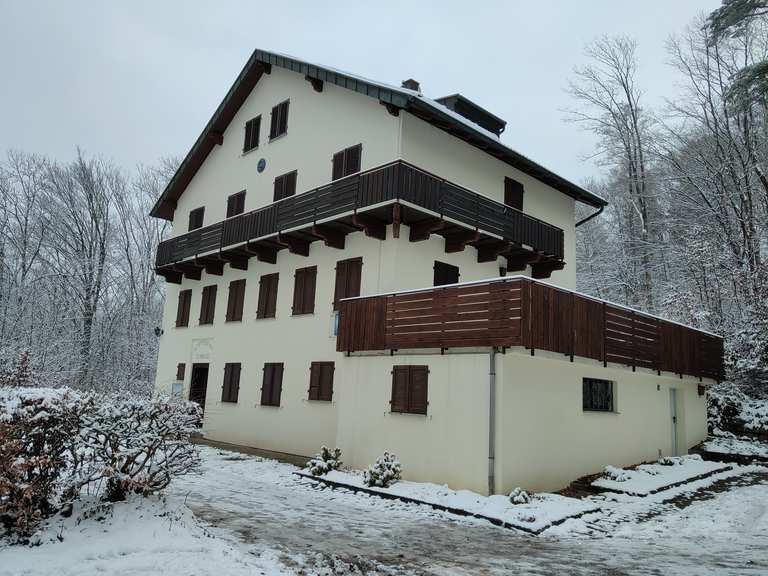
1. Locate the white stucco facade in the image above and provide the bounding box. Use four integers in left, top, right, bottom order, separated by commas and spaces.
154, 61, 711, 494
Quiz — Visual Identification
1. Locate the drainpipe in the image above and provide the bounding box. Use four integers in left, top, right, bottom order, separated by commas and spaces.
488, 347, 497, 495
575, 204, 604, 228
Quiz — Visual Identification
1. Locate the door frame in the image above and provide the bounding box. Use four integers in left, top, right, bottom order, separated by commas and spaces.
669, 388, 679, 456
189, 363, 209, 413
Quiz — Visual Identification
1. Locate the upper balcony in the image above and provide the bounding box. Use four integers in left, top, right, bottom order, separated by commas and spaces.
336, 276, 724, 382
154, 161, 566, 283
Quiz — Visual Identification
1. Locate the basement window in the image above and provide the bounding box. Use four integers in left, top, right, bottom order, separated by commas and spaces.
583, 378, 614, 412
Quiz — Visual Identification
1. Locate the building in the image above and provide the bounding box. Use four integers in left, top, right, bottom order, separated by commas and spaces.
152, 49, 723, 494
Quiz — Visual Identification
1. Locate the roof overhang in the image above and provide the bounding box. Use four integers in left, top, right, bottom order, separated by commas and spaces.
151, 49, 607, 220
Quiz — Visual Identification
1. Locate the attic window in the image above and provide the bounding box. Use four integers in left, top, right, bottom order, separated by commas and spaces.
269, 100, 289, 140
243, 116, 260, 152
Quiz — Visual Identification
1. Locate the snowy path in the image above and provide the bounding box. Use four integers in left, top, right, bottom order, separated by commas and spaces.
172, 447, 768, 575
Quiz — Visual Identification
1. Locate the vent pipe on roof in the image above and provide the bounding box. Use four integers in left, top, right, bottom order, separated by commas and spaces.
401, 78, 421, 92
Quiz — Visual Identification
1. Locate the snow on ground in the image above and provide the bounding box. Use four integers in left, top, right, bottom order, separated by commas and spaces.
592, 455, 728, 495
302, 469, 597, 533
703, 434, 768, 458
0, 493, 289, 576
3, 446, 768, 575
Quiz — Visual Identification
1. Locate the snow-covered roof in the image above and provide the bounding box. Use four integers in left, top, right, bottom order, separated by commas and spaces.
151, 49, 607, 220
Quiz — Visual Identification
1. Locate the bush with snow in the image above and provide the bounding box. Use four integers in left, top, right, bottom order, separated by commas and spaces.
708, 383, 768, 436
508, 487, 531, 505
0, 387, 201, 539
603, 465, 630, 482
363, 452, 401, 488
307, 446, 343, 477
659, 454, 702, 466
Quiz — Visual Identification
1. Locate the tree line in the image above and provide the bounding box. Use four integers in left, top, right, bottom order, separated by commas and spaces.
570, 2, 768, 394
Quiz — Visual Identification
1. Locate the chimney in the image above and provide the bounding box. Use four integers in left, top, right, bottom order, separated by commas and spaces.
401, 78, 420, 92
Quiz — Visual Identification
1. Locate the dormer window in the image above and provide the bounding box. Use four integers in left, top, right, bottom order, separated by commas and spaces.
243, 116, 260, 153
269, 100, 289, 140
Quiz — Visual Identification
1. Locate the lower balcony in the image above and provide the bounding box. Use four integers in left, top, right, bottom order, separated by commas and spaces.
154, 161, 566, 283
336, 277, 724, 382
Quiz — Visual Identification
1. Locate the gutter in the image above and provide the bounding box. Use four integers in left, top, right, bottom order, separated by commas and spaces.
488, 347, 497, 495
575, 204, 605, 228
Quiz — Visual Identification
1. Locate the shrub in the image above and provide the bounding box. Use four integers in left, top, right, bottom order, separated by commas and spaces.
363, 452, 401, 488
603, 465, 630, 482
0, 387, 201, 538
508, 487, 531, 505
307, 446, 342, 477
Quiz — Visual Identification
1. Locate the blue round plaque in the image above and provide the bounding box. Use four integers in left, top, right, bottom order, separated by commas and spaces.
257, 158, 267, 173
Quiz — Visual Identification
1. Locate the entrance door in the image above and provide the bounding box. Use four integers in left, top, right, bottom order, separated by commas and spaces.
669, 389, 679, 456
189, 363, 209, 413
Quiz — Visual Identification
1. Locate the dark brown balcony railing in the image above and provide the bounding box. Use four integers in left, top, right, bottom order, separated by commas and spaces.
155, 161, 565, 269
336, 277, 725, 382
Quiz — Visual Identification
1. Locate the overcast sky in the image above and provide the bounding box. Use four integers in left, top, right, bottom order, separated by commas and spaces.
1, 0, 719, 185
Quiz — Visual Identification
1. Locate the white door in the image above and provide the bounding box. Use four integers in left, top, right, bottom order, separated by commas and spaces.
669, 389, 679, 456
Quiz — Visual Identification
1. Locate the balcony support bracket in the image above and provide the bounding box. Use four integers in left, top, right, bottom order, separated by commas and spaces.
409, 217, 445, 242
352, 214, 386, 241
277, 233, 310, 257
445, 229, 480, 253
311, 225, 346, 250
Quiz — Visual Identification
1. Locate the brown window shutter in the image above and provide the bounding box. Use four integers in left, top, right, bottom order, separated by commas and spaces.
262, 363, 283, 406
433, 261, 459, 286
230, 363, 241, 403
270, 101, 289, 139
279, 101, 289, 136
222, 363, 231, 402
504, 177, 524, 211
332, 151, 344, 181
274, 171, 297, 202
257, 273, 278, 319
188, 207, 204, 231
303, 266, 316, 314
244, 116, 260, 152
226, 279, 245, 322
261, 363, 274, 405
320, 362, 334, 401
292, 269, 305, 315
272, 363, 283, 406
333, 257, 362, 310
408, 366, 429, 414
391, 366, 409, 413
176, 289, 191, 327
200, 285, 217, 324
308, 363, 321, 400
269, 107, 279, 139
176, 363, 186, 381
227, 191, 246, 218
345, 144, 362, 175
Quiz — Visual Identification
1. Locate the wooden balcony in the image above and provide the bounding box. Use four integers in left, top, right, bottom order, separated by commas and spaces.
336, 277, 725, 382
154, 161, 566, 283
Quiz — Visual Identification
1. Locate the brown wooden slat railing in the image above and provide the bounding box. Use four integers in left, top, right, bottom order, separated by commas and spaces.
336, 277, 725, 381
155, 161, 565, 268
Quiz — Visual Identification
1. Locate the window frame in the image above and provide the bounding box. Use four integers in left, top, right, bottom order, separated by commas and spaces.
243, 115, 261, 153
308, 361, 335, 402
188, 207, 205, 231
390, 365, 429, 415
269, 100, 290, 141
226, 191, 246, 218
176, 363, 186, 381
261, 362, 284, 407
582, 378, 615, 412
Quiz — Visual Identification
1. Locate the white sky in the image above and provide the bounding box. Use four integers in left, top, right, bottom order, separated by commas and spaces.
0, 0, 719, 184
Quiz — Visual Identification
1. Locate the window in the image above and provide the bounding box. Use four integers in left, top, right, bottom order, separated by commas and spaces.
269, 100, 289, 140
261, 362, 284, 406
226, 191, 246, 218
308, 362, 334, 402
331, 144, 362, 180
243, 116, 261, 152
273, 170, 297, 202
292, 266, 317, 315
504, 177, 524, 211
221, 363, 241, 403
391, 365, 429, 415
583, 378, 614, 412
433, 261, 459, 286
176, 363, 186, 381
333, 257, 362, 310
188, 207, 205, 231
175, 289, 192, 327
225, 279, 246, 322
256, 273, 279, 319
199, 285, 217, 325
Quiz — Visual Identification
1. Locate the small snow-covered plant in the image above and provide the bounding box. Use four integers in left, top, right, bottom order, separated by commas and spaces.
603, 465, 630, 482
508, 487, 531, 505
307, 446, 342, 477
660, 454, 701, 466
363, 451, 401, 488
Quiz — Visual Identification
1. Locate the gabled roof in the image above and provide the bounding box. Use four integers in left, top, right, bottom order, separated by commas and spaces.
150, 49, 607, 220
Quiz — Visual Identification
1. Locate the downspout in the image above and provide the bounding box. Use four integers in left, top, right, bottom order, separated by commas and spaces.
575, 204, 605, 228
488, 347, 497, 495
